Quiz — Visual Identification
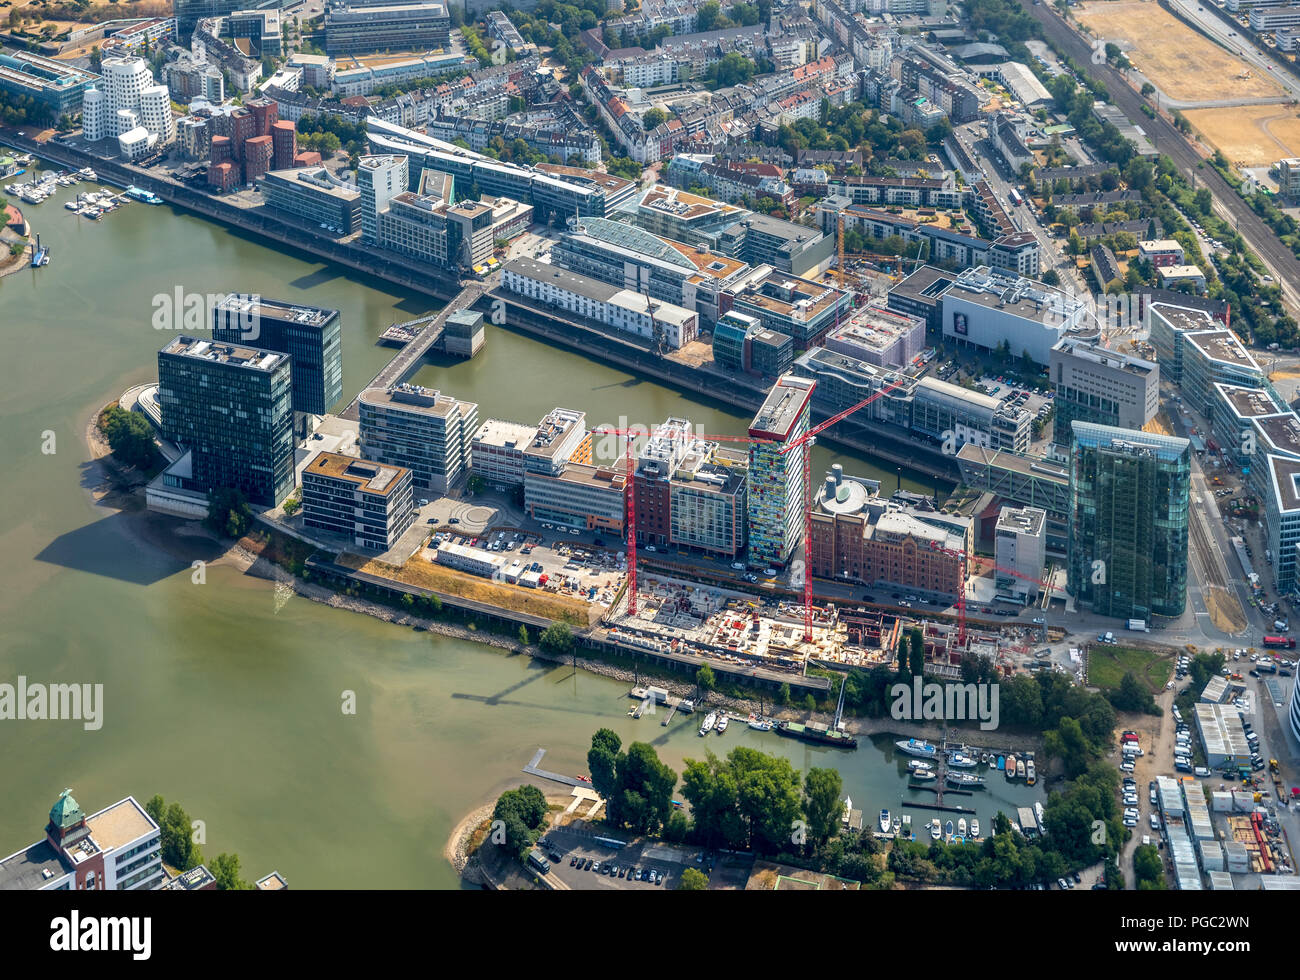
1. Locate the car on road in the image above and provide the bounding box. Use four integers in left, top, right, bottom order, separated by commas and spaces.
763, 568, 778, 576
1032, 617, 1045, 624
731, 562, 745, 570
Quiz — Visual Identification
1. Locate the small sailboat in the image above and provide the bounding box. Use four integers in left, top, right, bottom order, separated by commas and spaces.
971, 818, 980, 839
879, 809, 891, 834
699, 711, 716, 736
748, 716, 772, 731
958, 818, 968, 837
842, 795, 853, 825
716, 712, 729, 734
930, 818, 942, 840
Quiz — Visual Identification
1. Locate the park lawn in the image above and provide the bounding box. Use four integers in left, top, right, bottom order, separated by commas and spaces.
1088, 645, 1172, 693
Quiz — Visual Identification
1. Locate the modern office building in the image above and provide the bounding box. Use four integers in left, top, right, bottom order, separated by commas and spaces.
713, 311, 795, 377
157, 335, 296, 506
747, 375, 815, 568
994, 505, 1047, 603
0, 50, 98, 119
550, 216, 752, 326
358, 383, 478, 493
1147, 302, 1222, 385
908, 376, 1032, 453
301, 451, 416, 551
444, 309, 485, 357
523, 407, 591, 477
82, 56, 174, 155
1050, 337, 1159, 444
633, 184, 751, 247
790, 346, 899, 422
1181, 330, 1266, 419
257, 165, 362, 234
211, 296, 343, 420
711, 211, 834, 278
358, 153, 409, 245
0, 790, 164, 891
728, 270, 853, 350
1252, 412, 1300, 591
633, 417, 748, 557
501, 257, 699, 349
940, 266, 1096, 365
524, 458, 629, 533
175, 0, 296, 33
956, 444, 1071, 554
1067, 421, 1191, 619
1211, 384, 1287, 468
824, 305, 925, 370
470, 418, 540, 487
324, 1, 451, 56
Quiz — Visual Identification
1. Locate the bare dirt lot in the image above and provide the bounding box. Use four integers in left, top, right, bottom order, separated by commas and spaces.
1183, 105, 1300, 167
1075, 1, 1287, 102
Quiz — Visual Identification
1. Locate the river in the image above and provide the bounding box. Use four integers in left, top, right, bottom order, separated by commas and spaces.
0, 170, 1008, 889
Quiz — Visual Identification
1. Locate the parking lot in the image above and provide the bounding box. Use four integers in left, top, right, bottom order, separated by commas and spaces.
537, 826, 722, 890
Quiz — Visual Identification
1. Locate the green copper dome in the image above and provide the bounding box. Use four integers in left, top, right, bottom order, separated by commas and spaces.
49, 789, 84, 830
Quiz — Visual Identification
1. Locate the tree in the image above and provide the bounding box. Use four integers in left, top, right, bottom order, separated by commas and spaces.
145, 795, 202, 871
908, 627, 925, 677
677, 867, 709, 889
100, 404, 157, 471
539, 622, 574, 654
518, 625, 530, 647
493, 784, 548, 857
696, 664, 715, 693
802, 767, 843, 846
467, 474, 485, 494
1040, 269, 1060, 286
611, 742, 677, 834
211, 852, 251, 890
1134, 844, 1165, 889
587, 728, 622, 802
205, 487, 253, 540
643, 107, 666, 129
803, 693, 817, 712
732, 747, 802, 853
778, 682, 791, 706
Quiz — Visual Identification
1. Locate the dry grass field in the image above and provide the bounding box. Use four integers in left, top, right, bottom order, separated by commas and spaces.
1075, 0, 1286, 102
1183, 105, 1300, 166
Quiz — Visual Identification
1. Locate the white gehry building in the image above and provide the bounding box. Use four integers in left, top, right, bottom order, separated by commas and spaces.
82, 56, 174, 151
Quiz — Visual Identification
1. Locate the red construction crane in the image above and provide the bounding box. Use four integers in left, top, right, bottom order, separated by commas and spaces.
925, 541, 1055, 647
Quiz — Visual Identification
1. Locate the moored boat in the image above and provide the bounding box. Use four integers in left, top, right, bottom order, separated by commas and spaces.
958, 818, 967, 837
1005, 754, 1017, 779
1034, 801, 1045, 826
1016, 759, 1026, 780
902, 814, 912, 837
699, 711, 716, 736
988, 755, 997, 769
715, 712, 728, 734
971, 818, 980, 838
997, 755, 1006, 770
779, 721, 858, 748
946, 771, 986, 788
678, 699, 694, 713
895, 738, 938, 758
930, 818, 942, 840
1026, 758, 1036, 785
748, 717, 772, 731
948, 751, 978, 769
879, 808, 891, 834
944, 819, 954, 838
911, 769, 937, 782
907, 759, 933, 774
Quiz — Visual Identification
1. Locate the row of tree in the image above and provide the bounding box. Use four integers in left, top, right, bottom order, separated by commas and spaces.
143, 795, 251, 889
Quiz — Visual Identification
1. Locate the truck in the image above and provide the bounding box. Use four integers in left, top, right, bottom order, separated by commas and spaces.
1127, 619, 1149, 632
1263, 635, 1296, 649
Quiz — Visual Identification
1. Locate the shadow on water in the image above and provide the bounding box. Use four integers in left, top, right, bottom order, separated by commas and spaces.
288, 266, 347, 291
34, 510, 194, 586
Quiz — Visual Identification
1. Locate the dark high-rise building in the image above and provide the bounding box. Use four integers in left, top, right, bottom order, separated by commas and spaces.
211, 296, 343, 418
1067, 421, 1191, 619
157, 335, 296, 506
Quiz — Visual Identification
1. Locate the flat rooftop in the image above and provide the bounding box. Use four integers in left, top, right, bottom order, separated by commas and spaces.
160, 335, 289, 373
213, 294, 338, 327
662, 239, 748, 279
360, 383, 467, 418
1185, 330, 1258, 369
996, 504, 1045, 537
1270, 454, 1300, 512
1150, 302, 1217, 333
829, 305, 923, 351
85, 797, 155, 851
1218, 384, 1280, 419
535, 162, 635, 195
956, 443, 1069, 484
256, 870, 288, 890
890, 264, 956, 303
1256, 412, 1300, 458
1158, 264, 1207, 279
1053, 336, 1155, 376
526, 408, 585, 460
750, 375, 815, 440
734, 271, 845, 321
473, 417, 538, 449
305, 451, 408, 496
638, 183, 744, 223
